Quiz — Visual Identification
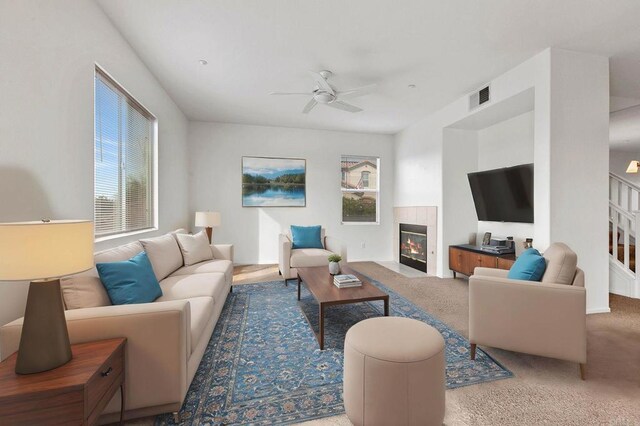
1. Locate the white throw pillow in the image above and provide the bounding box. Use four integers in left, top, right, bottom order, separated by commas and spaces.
140, 234, 184, 280
61, 271, 111, 310
175, 231, 214, 266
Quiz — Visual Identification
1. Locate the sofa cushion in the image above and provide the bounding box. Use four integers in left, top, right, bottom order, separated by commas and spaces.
60, 273, 111, 310
175, 231, 213, 266
140, 234, 184, 281
61, 241, 145, 310
542, 242, 578, 285
290, 248, 334, 268
96, 252, 163, 305
157, 272, 227, 303
95, 241, 145, 263
291, 225, 324, 249
508, 248, 546, 281
171, 259, 233, 283
188, 297, 214, 353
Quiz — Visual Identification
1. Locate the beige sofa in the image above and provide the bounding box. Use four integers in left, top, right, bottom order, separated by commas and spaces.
278, 228, 347, 282
0, 229, 233, 423
469, 242, 587, 378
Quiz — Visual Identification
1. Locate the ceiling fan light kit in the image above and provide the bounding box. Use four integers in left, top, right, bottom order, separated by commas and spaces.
270, 70, 375, 114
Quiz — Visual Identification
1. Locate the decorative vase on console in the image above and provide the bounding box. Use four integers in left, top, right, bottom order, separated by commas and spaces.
328, 254, 342, 275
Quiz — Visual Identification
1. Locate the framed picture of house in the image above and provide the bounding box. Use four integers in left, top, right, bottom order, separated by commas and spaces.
242, 156, 306, 207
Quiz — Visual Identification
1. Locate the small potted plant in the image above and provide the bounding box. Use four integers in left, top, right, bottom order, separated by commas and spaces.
328, 254, 342, 275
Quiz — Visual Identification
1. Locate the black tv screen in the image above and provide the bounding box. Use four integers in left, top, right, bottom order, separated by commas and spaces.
468, 163, 534, 223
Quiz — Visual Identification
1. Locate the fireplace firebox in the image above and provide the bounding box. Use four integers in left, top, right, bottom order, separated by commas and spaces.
399, 223, 427, 272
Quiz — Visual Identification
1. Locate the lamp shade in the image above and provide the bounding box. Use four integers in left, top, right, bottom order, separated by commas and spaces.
626, 160, 639, 174
0, 220, 94, 281
195, 211, 221, 227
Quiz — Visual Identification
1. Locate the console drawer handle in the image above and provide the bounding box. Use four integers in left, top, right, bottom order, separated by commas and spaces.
101, 367, 113, 377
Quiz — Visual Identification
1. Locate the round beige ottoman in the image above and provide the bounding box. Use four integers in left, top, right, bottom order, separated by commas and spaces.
343, 317, 445, 426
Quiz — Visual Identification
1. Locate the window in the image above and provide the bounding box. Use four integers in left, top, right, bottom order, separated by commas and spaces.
341, 156, 379, 224
361, 171, 370, 188
94, 67, 156, 238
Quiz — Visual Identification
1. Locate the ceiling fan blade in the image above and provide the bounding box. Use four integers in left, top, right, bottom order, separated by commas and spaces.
337, 84, 377, 100
270, 91, 310, 96
309, 71, 335, 95
326, 100, 363, 113
302, 98, 318, 114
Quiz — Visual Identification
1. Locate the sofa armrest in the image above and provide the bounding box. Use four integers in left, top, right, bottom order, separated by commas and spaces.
325, 236, 347, 262
0, 300, 191, 412
211, 243, 234, 261
472, 267, 509, 279
469, 275, 586, 363
279, 233, 292, 278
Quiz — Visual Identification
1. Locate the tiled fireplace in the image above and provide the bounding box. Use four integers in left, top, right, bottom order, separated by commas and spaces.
393, 206, 437, 275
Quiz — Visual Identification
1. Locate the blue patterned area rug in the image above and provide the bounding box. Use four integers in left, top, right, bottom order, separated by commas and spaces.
156, 276, 512, 425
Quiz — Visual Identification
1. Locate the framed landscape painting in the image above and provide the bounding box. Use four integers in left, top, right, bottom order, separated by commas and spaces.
242, 156, 306, 207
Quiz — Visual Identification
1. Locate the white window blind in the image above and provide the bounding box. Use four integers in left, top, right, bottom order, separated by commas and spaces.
94, 68, 155, 237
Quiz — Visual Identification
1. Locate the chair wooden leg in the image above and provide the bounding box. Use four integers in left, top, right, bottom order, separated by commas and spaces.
470, 343, 477, 360
579, 363, 586, 380
172, 411, 181, 423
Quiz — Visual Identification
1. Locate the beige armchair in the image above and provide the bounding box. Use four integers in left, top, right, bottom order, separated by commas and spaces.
278, 228, 347, 283
469, 243, 587, 379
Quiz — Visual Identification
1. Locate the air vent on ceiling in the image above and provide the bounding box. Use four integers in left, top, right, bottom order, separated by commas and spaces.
469, 85, 491, 110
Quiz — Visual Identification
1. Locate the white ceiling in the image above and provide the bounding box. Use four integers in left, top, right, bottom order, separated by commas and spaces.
97, 0, 640, 134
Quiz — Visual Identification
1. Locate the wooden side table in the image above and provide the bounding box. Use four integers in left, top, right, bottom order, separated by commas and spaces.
0, 338, 126, 425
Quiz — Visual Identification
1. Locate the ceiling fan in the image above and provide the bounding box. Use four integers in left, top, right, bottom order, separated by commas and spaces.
270, 70, 375, 114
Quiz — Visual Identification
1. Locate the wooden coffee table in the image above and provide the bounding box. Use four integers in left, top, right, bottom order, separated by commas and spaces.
297, 265, 389, 350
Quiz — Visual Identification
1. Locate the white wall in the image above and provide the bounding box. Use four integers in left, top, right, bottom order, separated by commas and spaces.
476, 111, 535, 255
188, 122, 395, 264
442, 128, 479, 261
394, 48, 610, 313
395, 51, 544, 277
0, 0, 190, 326
548, 49, 610, 313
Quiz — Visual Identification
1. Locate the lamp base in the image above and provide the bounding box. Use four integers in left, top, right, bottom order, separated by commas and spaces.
15, 279, 72, 375
205, 227, 213, 244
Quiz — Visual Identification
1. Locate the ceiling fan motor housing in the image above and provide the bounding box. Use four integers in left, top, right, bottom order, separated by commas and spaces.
313, 90, 336, 104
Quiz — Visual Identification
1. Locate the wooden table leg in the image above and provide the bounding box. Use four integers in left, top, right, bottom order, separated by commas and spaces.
297, 274, 301, 301
384, 297, 389, 316
319, 303, 325, 350
119, 383, 125, 425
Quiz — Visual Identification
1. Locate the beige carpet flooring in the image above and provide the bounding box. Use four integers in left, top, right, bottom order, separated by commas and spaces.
233, 262, 640, 426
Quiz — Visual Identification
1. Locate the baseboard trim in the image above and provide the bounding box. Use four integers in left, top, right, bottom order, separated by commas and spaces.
587, 307, 611, 314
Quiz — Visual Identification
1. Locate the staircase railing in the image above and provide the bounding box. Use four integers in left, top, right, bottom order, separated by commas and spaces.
609, 173, 640, 297
610, 172, 640, 214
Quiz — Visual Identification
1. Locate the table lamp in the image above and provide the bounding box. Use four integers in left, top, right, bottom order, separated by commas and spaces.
0, 220, 93, 374
195, 211, 221, 243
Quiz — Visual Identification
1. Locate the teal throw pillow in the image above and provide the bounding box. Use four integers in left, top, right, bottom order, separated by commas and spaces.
291, 225, 323, 249
96, 252, 162, 305
508, 248, 547, 281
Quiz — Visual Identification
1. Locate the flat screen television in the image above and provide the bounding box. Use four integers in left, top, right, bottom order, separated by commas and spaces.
467, 163, 534, 223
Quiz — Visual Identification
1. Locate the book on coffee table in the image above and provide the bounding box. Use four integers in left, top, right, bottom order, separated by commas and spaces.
333, 274, 362, 288
334, 280, 363, 288
333, 274, 360, 284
